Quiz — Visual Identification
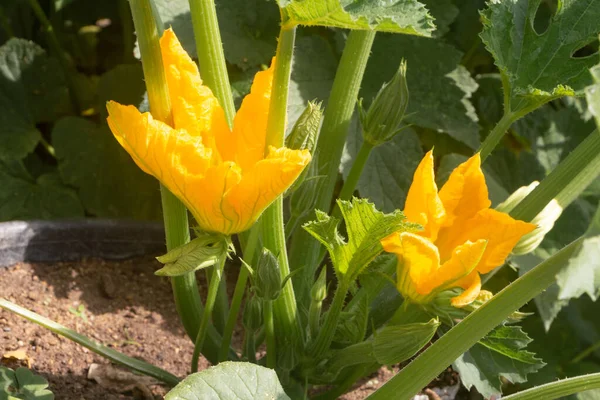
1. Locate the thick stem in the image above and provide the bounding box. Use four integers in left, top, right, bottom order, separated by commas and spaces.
478, 112, 516, 162
310, 282, 349, 357
264, 300, 276, 369
0, 298, 179, 386
187, 0, 235, 125
27, 0, 82, 113
338, 141, 373, 202
289, 30, 376, 307
501, 373, 600, 400
244, 331, 257, 363
218, 225, 261, 362
191, 256, 225, 372
366, 237, 584, 400
262, 25, 303, 347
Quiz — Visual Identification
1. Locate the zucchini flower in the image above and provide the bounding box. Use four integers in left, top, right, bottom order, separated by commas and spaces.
381, 151, 536, 307
106, 29, 311, 234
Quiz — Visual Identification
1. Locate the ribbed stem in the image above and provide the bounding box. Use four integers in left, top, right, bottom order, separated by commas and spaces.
502, 373, 600, 400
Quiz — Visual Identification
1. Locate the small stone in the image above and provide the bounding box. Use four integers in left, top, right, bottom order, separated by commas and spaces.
27, 291, 38, 301
3, 327, 10, 332
100, 274, 117, 299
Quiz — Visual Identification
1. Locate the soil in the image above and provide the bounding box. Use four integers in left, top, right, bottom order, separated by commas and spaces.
0, 258, 466, 399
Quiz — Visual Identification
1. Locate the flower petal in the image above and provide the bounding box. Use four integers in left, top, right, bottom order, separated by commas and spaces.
232, 58, 275, 171
436, 209, 536, 274
404, 151, 446, 241
221, 146, 311, 234
451, 271, 482, 307
160, 28, 231, 160
397, 232, 441, 297
433, 239, 487, 291
106, 101, 212, 211
439, 153, 490, 226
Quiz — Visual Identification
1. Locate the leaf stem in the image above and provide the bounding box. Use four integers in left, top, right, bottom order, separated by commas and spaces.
478, 112, 515, 162
187, 0, 235, 125
501, 373, 600, 400
245, 331, 257, 363
366, 237, 584, 400
310, 281, 349, 357
264, 300, 276, 369
0, 298, 180, 386
218, 225, 261, 362
27, 0, 82, 113
335, 140, 374, 214
191, 255, 226, 372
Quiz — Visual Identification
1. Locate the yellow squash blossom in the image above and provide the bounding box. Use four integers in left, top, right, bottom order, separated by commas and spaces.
106, 29, 311, 235
381, 151, 535, 307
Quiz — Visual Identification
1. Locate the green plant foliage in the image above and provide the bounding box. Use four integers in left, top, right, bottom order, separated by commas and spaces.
52, 117, 162, 220
155, 234, 231, 276
96, 64, 146, 118
277, 0, 435, 35
480, 0, 600, 115
164, 362, 289, 400
372, 319, 440, 365
454, 326, 545, 399
303, 198, 417, 282
0, 367, 54, 400
0, 161, 83, 221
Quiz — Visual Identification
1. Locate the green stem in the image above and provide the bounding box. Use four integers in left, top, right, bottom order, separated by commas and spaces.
310, 282, 349, 357
0, 298, 179, 386
191, 256, 225, 372
27, 0, 81, 113
338, 141, 373, 202
510, 130, 600, 221
187, 0, 235, 125
289, 30, 376, 306
572, 339, 600, 364
213, 277, 229, 334
245, 331, 257, 363
264, 300, 276, 369
218, 225, 261, 362
501, 373, 600, 400
326, 341, 373, 372
366, 237, 584, 400
262, 25, 303, 348
308, 298, 322, 340
478, 112, 516, 162
312, 363, 377, 400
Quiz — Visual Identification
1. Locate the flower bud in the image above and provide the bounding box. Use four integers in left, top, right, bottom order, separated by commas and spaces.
360, 59, 409, 146
253, 248, 282, 301
310, 267, 327, 303
496, 182, 563, 255
285, 101, 323, 153
242, 295, 263, 333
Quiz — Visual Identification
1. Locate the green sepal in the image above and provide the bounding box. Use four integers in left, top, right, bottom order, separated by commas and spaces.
372, 318, 440, 366
155, 233, 231, 276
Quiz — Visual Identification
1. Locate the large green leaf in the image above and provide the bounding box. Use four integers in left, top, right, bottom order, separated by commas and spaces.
480, 0, 600, 115
0, 161, 83, 221
165, 362, 289, 400
0, 367, 54, 400
303, 198, 416, 282
96, 64, 146, 118
341, 119, 424, 213
454, 326, 545, 399
362, 35, 480, 149
52, 117, 162, 220
277, 0, 435, 35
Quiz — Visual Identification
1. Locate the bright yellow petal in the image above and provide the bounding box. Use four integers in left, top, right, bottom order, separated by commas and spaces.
432, 239, 487, 291
439, 153, 490, 226
397, 232, 440, 296
404, 151, 446, 241
106, 101, 212, 209
221, 146, 311, 234
232, 58, 275, 171
436, 209, 536, 274
160, 28, 231, 161
451, 272, 482, 307
381, 232, 403, 254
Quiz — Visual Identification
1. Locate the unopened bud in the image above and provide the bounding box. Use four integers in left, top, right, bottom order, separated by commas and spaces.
310, 267, 327, 303
286, 101, 322, 153
496, 182, 563, 255
242, 295, 263, 332
360, 59, 409, 146
253, 248, 282, 301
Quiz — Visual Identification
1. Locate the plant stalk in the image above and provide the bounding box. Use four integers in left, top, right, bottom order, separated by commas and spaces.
310, 282, 349, 357
478, 112, 516, 162
264, 300, 276, 368
501, 373, 600, 400
366, 237, 584, 400
0, 298, 179, 386
339, 141, 373, 202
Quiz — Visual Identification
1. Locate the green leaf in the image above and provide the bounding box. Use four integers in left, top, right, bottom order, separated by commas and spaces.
52, 117, 162, 220
480, 0, 600, 115
362, 35, 480, 149
0, 367, 54, 400
454, 326, 545, 399
164, 362, 290, 400
0, 162, 83, 221
96, 64, 146, 118
277, 0, 435, 36
303, 198, 416, 282
341, 119, 424, 213
422, 0, 458, 36
155, 234, 230, 277
372, 319, 440, 365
